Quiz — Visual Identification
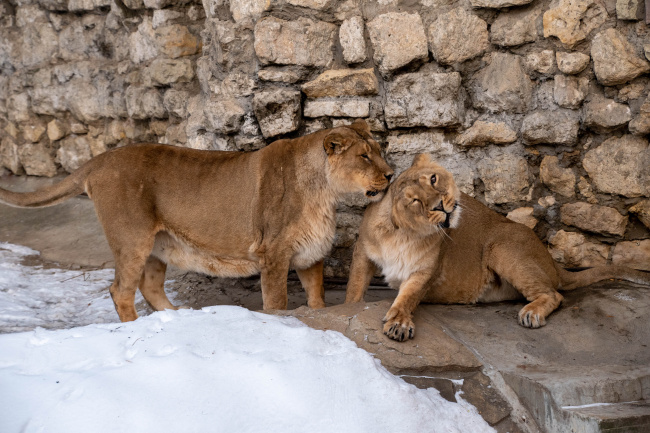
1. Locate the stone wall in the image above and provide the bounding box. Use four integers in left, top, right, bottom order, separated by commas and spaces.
1, 0, 649, 277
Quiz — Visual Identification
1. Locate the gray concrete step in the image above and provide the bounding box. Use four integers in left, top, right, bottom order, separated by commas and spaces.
562, 401, 650, 433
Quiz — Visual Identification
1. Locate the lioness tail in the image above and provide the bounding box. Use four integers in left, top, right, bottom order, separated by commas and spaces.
0, 165, 90, 208
557, 265, 650, 291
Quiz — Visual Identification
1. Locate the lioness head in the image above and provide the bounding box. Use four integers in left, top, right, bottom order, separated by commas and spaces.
390, 154, 461, 233
323, 119, 394, 202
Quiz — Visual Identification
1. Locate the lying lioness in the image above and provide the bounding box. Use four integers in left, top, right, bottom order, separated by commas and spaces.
0, 119, 393, 322
345, 154, 650, 341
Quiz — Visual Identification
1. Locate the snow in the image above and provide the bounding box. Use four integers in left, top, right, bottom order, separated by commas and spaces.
0, 242, 495, 433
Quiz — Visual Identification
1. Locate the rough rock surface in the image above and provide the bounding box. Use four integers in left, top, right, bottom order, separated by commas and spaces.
301, 69, 378, 98
629, 96, 650, 135
252, 89, 301, 138
583, 97, 632, 131
57, 135, 92, 173
472, 53, 533, 113
303, 99, 370, 118
561, 202, 628, 236
543, 0, 608, 47
455, 121, 517, 147
428, 8, 489, 65
367, 12, 428, 76
384, 72, 464, 128
18, 142, 57, 177
629, 200, 650, 229
478, 153, 530, 204
339, 16, 366, 64
522, 110, 580, 145
548, 230, 610, 267
556, 51, 591, 74
616, 0, 644, 20
591, 28, 650, 86
612, 240, 650, 271
540, 155, 576, 197
506, 207, 538, 229
554, 75, 589, 109
583, 135, 650, 197
470, 0, 533, 8
490, 7, 539, 47
525, 50, 556, 74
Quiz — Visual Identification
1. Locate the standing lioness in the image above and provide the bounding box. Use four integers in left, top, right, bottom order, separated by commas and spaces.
346, 154, 650, 341
0, 119, 393, 322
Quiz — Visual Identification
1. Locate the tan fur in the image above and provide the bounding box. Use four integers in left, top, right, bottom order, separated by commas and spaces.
0, 120, 393, 322
346, 154, 650, 341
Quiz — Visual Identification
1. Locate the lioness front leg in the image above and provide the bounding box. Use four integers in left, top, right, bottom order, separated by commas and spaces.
345, 243, 376, 303
383, 272, 431, 341
296, 260, 326, 309
259, 252, 291, 310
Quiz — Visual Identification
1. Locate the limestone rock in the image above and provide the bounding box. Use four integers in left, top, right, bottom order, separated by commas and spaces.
230, 0, 271, 23
125, 87, 167, 120
339, 16, 366, 64
455, 121, 517, 147
556, 52, 590, 75
548, 230, 610, 267
472, 53, 533, 113
17, 11, 59, 68
254, 17, 336, 68
57, 135, 92, 173
506, 207, 538, 229
47, 119, 68, 141
629, 96, 650, 135
304, 99, 370, 118
616, 0, 644, 20
561, 202, 628, 236
123, 0, 145, 8
521, 111, 580, 145
554, 75, 589, 109
252, 89, 301, 138
145, 58, 194, 86
543, 0, 607, 48
630, 200, 650, 229
618, 83, 646, 102
152, 9, 183, 29
540, 156, 576, 197
612, 240, 650, 271
384, 72, 464, 128
428, 8, 489, 65
129, 16, 158, 64
478, 153, 529, 204
155, 25, 200, 59
257, 67, 306, 84
591, 29, 650, 86
583, 97, 631, 131
18, 142, 57, 177
164, 89, 190, 118
525, 50, 556, 75
0, 137, 21, 174
301, 69, 378, 98
583, 135, 650, 197
490, 7, 539, 47
23, 122, 46, 143
367, 12, 428, 76
470, 0, 533, 8
204, 97, 246, 134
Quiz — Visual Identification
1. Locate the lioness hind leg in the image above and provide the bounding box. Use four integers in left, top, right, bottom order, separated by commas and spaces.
296, 260, 326, 309
110, 261, 146, 322
517, 292, 564, 328
139, 255, 178, 311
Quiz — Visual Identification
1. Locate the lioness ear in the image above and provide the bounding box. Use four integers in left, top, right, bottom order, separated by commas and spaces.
348, 118, 372, 138
323, 133, 347, 156
411, 154, 433, 167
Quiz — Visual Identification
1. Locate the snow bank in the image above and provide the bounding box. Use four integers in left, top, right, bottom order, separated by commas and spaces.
0, 307, 493, 433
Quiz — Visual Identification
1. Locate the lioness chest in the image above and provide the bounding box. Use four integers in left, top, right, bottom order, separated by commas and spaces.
290, 201, 337, 269
366, 231, 433, 289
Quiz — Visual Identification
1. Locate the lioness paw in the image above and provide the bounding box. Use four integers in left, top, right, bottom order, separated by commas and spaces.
518, 307, 546, 328
382, 310, 415, 341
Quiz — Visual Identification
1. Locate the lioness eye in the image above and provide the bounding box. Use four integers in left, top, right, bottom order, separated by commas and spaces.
430, 174, 437, 185
361, 154, 370, 160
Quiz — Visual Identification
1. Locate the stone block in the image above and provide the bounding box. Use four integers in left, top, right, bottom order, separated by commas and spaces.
472, 53, 533, 113
490, 7, 539, 47
155, 25, 200, 59
583, 97, 631, 132
548, 230, 610, 267
230, 0, 271, 23
561, 202, 628, 236
521, 110, 580, 145
287, 0, 332, 9
470, 0, 532, 7
556, 52, 590, 75
629, 200, 650, 229
506, 207, 538, 229
254, 17, 336, 68
612, 240, 650, 271
478, 153, 530, 204
385, 72, 463, 128
543, 0, 607, 47
429, 8, 489, 64
18, 142, 57, 177
301, 69, 378, 98
129, 16, 158, 64
145, 58, 195, 86
553, 75, 588, 109
541, 155, 576, 197
629, 96, 650, 135
591, 29, 650, 86
525, 50, 556, 75
47, 119, 68, 141
367, 12, 428, 76
303, 99, 370, 118
204, 97, 245, 134
455, 121, 517, 147
616, 0, 644, 20
0, 137, 21, 174
252, 89, 301, 138
57, 135, 92, 173
583, 135, 650, 197
257, 67, 306, 84
125, 86, 167, 120
23, 121, 46, 143
339, 16, 366, 64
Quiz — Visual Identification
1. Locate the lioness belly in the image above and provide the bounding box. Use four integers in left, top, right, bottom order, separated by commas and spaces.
151, 231, 260, 277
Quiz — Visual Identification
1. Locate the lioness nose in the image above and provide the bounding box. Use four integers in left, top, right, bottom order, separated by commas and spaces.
385, 173, 393, 182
